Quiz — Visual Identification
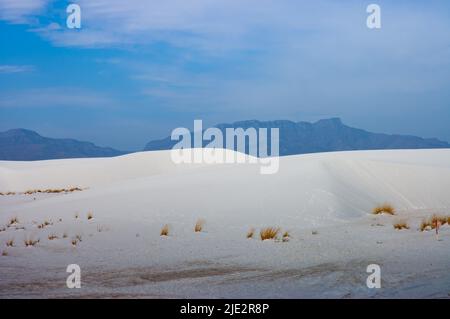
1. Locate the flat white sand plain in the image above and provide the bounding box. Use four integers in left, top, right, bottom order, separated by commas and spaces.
0, 149, 449, 298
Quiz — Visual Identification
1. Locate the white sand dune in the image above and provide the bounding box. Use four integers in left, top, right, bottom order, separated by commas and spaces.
1, 149, 450, 298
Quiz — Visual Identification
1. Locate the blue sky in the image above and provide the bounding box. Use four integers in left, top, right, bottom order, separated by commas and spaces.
1, 0, 450, 150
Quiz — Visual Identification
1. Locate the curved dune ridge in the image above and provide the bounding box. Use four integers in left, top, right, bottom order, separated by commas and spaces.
1, 149, 450, 222
1, 149, 450, 298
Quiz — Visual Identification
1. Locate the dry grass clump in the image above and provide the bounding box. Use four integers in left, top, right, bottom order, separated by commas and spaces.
24, 237, 40, 247
393, 221, 409, 230
372, 204, 395, 215
194, 219, 205, 233
260, 227, 280, 241
2, 192, 16, 196
1, 250, 8, 256
6, 239, 14, 247
420, 214, 449, 231
160, 224, 170, 236
8, 217, 19, 226
48, 234, 58, 240
87, 212, 94, 220
37, 220, 52, 229
282, 231, 291, 242
71, 234, 82, 246
246, 228, 255, 239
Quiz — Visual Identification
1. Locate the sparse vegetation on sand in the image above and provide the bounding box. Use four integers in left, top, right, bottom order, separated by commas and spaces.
48, 234, 58, 240
393, 221, 409, 230
24, 238, 39, 247
194, 219, 205, 232
420, 214, 449, 231
2, 187, 84, 196
260, 227, 280, 241
37, 220, 52, 229
372, 204, 395, 215
160, 224, 170, 236
8, 217, 19, 226
246, 228, 255, 239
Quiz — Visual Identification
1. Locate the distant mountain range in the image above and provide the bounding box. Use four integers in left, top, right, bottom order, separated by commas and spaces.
1, 118, 449, 160
144, 118, 450, 156
0, 129, 126, 161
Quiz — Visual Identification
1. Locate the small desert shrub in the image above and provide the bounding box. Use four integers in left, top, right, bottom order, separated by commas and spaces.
87, 212, 94, 220
372, 204, 395, 215
282, 231, 291, 242
160, 224, 170, 236
420, 214, 450, 231
24, 238, 39, 247
71, 239, 78, 246
393, 221, 409, 230
194, 219, 205, 233
312, 230, 319, 235
37, 220, 52, 229
8, 217, 19, 226
246, 228, 255, 239
6, 239, 14, 247
260, 227, 280, 241
1, 250, 7, 256
48, 234, 58, 240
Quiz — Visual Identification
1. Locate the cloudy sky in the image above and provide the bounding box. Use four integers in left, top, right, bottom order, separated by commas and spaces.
0, 0, 449, 150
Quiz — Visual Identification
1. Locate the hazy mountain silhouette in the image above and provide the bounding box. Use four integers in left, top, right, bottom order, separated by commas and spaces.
0, 129, 126, 161
144, 118, 449, 156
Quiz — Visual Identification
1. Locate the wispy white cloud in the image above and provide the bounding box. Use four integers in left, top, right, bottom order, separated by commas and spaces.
0, 87, 118, 108
0, 64, 35, 73
0, 0, 49, 23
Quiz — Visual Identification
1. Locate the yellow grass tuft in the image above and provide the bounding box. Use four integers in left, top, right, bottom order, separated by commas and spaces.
246, 228, 255, 239
372, 203, 395, 215
420, 214, 450, 231
194, 219, 205, 233
260, 227, 280, 241
160, 224, 170, 236
393, 221, 409, 230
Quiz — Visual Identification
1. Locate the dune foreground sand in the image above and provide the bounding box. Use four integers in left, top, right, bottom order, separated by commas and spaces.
1, 149, 450, 298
